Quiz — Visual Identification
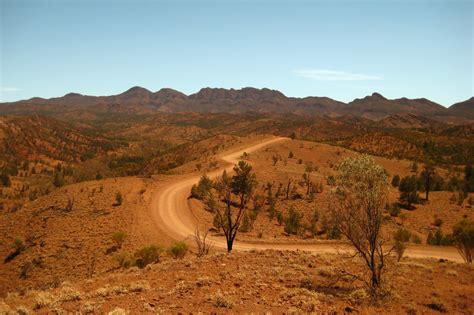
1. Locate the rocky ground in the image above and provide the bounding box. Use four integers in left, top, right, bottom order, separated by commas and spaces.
1, 250, 473, 314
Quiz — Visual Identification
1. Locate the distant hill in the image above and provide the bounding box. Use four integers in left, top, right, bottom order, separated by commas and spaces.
1, 87, 472, 123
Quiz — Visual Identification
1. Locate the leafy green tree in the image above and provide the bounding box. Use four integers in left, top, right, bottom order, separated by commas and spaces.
213, 161, 257, 252
452, 219, 474, 263
330, 155, 390, 293
191, 174, 213, 200
284, 206, 302, 235
399, 176, 420, 209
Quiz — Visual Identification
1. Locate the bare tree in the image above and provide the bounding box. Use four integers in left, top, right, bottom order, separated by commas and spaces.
194, 228, 212, 257
214, 161, 257, 252
330, 155, 391, 294
421, 164, 435, 201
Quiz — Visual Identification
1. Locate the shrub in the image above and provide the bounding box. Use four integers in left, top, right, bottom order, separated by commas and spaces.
194, 229, 212, 257
452, 219, 474, 263
391, 175, 400, 187
399, 175, 420, 209
394, 228, 411, 261
288, 151, 294, 158
433, 218, 443, 227
0, 174, 11, 187
112, 231, 126, 248
388, 203, 401, 217
170, 241, 187, 259
191, 175, 213, 200
427, 230, 454, 246
115, 252, 132, 268
115, 192, 123, 206
133, 245, 163, 268
284, 206, 302, 235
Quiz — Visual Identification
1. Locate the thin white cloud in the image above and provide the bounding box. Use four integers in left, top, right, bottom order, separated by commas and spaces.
294, 69, 382, 81
0, 86, 22, 92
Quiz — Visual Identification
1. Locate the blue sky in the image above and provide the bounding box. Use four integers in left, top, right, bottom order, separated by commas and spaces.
1, 0, 472, 106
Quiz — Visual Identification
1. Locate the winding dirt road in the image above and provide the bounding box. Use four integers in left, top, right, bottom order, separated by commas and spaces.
152, 137, 463, 262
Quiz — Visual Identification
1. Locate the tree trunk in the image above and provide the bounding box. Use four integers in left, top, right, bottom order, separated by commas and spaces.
226, 239, 233, 252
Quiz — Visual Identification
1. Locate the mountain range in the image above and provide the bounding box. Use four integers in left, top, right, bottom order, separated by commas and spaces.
1, 87, 473, 123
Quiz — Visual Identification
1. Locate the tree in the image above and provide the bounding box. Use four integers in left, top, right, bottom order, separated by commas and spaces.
284, 206, 302, 235
391, 175, 400, 188
330, 155, 391, 293
0, 174, 11, 187
272, 155, 279, 166
115, 192, 123, 206
421, 165, 435, 201
191, 174, 213, 200
452, 219, 474, 263
464, 165, 474, 192
213, 161, 257, 252
53, 171, 64, 187
399, 176, 420, 209
393, 228, 411, 262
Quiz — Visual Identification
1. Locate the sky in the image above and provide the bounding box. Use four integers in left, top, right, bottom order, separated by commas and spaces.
0, 0, 472, 106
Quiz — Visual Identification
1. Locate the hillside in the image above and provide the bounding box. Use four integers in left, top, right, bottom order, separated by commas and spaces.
1, 87, 472, 122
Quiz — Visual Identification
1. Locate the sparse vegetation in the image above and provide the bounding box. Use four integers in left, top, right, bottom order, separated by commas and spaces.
452, 219, 474, 263
330, 155, 390, 294
169, 241, 188, 259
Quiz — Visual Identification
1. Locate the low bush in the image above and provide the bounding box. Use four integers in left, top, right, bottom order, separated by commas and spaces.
170, 241, 188, 259
134, 245, 163, 268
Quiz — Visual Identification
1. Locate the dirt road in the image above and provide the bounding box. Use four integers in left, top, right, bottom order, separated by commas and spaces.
152, 137, 463, 262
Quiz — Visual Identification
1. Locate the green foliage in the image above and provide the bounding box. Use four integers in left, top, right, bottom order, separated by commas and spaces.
134, 245, 163, 268
452, 219, 474, 263
191, 175, 213, 200
112, 231, 126, 248
393, 228, 411, 261
427, 230, 453, 246
239, 213, 252, 232
284, 206, 302, 235
276, 211, 284, 226
399, 175, 420, 208
169, 241, 188, 259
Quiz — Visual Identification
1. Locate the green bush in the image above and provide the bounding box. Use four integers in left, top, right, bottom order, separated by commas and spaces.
169, 241, 188, 259
284, 206, 302, 235
191, 175, 213, 200
452, 219, 474, 263
427, 230, 453, 246
134, 245, 163, 268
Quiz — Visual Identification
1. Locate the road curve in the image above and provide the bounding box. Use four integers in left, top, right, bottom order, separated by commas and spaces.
152, 137, 463, 263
